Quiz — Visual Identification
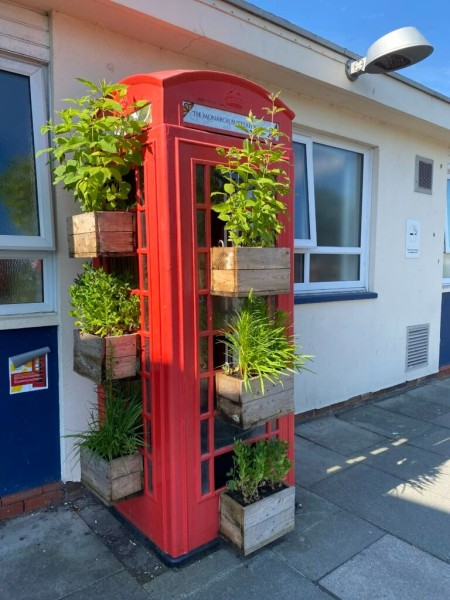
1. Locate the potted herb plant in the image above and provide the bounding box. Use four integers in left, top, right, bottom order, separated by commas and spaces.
38, 78, 149, 257
210, 93, 291, 297
220, 438, 295, 555
69, 264, 141, 383
71, 378, 144, 505
216, 293, 311, 429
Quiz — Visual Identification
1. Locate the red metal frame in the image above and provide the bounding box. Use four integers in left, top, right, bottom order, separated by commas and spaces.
114, 71, 295, 560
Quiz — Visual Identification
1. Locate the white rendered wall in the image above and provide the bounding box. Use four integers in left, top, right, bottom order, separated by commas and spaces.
44, 9, 450, 479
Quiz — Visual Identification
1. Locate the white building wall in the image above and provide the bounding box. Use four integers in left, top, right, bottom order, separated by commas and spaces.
3, 1, 449, 480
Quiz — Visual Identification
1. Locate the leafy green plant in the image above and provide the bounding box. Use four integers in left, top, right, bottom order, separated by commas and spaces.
226, 438, 292, 505
212, 92, 290, 247
69, 379, 144, 462
38, 78, 148, 212
220, 293, 312, 393
69, 263, 140, 337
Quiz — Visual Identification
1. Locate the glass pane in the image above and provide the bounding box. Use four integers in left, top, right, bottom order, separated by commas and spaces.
310, 254, 360, 282
146, 459, 153, 493
212, 296, 243, 330
140, 211, 147, 249
214, 452, 233, 490
199, 337, 208, 372
146, 421, 152, 453
0, 70, 39, 236
443, 253, 450, 279
294, 142, 310, 240
200, 419, 209, 455
214, 417, 265, 450
143, 337, 151, 372
196, 210, 206, 247
144, 380, 151, 414
294, 253, 304, 284
0, 259, 43, 304
201, 460, 210, 495
197, 253, 207, 289
313, 143, 363, 248
200, 377, 209, 414
143, 295, 149, 330
196, 164, 205, 204
198, 295, 208, 331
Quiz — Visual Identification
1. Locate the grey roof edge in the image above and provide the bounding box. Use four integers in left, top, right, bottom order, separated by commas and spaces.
224, 0, 450, 104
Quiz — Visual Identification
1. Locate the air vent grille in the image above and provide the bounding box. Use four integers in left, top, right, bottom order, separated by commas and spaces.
415, 156, 433, 194
406, 324, 429, 371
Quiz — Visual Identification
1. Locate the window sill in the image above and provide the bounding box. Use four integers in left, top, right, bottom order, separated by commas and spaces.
294, 291, 378, 304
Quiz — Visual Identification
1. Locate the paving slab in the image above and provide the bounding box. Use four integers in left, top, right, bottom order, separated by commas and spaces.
67, 570, 151, 600
0, 507, 125, 600
363, 440, 450, 499
295, 485, 342, 533
407, 381, 450, 407
296, 415, 386, 455
320, 534, 450, 600
374, 392, 450, 422
295, 436, 358, 488
338, 404, 434, 439
143, 547, 242, 600
273, 509, 383, 581
408, 425, 450, 458
180, 552, 333, 600
431, 411, 450, 428
310, 463, 450, 561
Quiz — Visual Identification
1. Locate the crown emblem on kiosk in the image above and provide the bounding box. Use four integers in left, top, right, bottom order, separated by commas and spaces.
225, 89, 243, 108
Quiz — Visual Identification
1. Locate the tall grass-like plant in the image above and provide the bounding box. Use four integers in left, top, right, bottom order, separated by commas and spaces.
212, 92, 290, 247
69, 379, 144, 462
69, 264, 140, 337
220, 293, 312, 394
38, 78, 148, 212
226, 438, 292, 505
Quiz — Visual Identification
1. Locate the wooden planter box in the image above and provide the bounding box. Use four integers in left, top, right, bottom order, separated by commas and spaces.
67, 211, 136, 258
220, 484, 295, 555
80, 447, 143, 506
210, 247, 290, 297
216, 371, 294, 429
73, 330, 139, 384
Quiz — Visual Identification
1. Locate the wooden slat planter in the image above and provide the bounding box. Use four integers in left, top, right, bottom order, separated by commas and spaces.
73, 330, 139, 384
80, 447, 143, 506
216, 371, 294, 429
220, 484, 295, 555
210, 247, 290, 297
67, 211, 136, 258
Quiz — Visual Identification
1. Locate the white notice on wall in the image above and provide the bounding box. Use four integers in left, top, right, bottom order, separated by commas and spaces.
406, 219, 421, 258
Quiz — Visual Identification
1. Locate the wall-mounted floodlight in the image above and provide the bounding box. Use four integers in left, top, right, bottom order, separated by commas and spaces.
346, 26, 433, 81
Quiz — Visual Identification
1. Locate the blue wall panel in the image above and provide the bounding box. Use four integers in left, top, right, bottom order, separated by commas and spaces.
0, 326, 60, 496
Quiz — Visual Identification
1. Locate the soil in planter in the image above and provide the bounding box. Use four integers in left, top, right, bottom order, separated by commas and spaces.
227, 483, 287, 507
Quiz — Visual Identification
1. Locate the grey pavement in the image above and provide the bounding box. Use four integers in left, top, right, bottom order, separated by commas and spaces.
2, 378, 450, 599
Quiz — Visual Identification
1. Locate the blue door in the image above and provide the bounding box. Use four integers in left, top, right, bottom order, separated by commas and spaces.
439, 293, 450, 367
0, 326, 60, 495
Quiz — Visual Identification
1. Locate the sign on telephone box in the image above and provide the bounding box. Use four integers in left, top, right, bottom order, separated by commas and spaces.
406, 219, 421, 258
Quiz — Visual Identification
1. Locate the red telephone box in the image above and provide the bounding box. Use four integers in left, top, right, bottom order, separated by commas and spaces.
115, 70, 295, 562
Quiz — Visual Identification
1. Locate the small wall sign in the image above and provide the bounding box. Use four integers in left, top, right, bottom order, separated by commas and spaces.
406, 219, 421, 258
9, 352, 49, 394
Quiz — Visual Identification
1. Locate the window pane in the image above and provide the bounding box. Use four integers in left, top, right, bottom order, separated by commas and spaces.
443, 253, 450, 279
313, 143, 363, 247
310, 254, 360, 283
293, 142, 310, 240
294, 253, 304, 284
0, 259, 44, 303
0, 70, 39, 236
